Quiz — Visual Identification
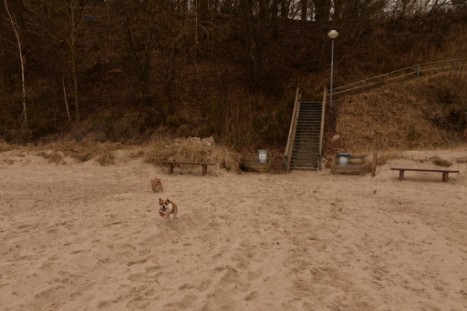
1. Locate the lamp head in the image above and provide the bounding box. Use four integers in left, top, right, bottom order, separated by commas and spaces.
328, 30, 339, 39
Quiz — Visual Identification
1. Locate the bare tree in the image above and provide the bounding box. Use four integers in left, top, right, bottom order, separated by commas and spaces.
312, 0, 330, 22
301, 0, 308, 20
3, 0, 27, 128
23, 0, 85, 123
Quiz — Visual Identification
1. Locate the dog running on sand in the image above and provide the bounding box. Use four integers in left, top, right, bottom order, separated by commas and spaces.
158, 198, 178, 219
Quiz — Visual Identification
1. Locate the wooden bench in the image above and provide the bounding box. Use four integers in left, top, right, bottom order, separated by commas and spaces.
390, 167, 460, 182
161, 161, 215, 176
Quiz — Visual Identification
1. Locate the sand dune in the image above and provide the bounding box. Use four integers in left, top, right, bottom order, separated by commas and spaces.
1, 148, 466, 310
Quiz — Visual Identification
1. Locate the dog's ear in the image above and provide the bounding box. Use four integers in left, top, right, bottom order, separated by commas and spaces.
159, 198, 163, 203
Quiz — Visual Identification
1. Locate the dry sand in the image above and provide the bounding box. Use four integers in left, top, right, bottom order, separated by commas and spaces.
1, 148, 467, 310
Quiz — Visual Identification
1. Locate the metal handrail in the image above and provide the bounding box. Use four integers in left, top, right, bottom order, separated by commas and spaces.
330, 58, 466, 97
284, 87, 301, 172
318, 87, 327, 168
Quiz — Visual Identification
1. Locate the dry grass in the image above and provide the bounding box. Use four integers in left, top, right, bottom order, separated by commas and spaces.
143, 137, 242, 172
431, 156, 453, 167
96, 150, 115, 166
332, 73, 466, 154
37, 151, 64, 164
374, 150, 402, 166
0, 140, 124, 164
46, 141, 122, 163
0, 140, 12, 152
0, 138, 243, 172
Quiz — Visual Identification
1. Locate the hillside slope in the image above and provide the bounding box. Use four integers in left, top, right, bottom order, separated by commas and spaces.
328, 72, 467, 154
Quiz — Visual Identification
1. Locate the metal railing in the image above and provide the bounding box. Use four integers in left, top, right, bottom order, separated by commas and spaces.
319, 87, 327, 161
329, 58, 467, 99
284, 87, 301, 172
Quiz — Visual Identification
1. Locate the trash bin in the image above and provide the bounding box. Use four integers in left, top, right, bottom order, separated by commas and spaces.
258, 150, 268, 163
336, 153, 350, 165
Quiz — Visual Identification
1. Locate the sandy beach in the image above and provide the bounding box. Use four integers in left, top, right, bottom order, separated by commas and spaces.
1, 148, 467, 310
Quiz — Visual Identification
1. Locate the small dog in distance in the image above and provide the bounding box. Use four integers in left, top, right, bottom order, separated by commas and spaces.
150, 177, 163, 193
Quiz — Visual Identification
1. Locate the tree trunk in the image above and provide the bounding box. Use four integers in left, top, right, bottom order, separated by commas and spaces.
4, 0, 27, 128
62, 75, 71, 121
70, 0, 80, 122
280, 0, 288, 18
301, 0, 307, 20
312, 0, 330, 22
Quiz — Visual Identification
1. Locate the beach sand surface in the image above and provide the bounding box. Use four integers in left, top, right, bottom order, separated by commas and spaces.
1, 148, 467, 310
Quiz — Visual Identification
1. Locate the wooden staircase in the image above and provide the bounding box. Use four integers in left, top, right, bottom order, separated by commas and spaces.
290, 102, 323, 170
284, 88, 326, 172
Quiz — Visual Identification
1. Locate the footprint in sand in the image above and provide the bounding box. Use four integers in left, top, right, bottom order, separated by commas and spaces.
244, 290, 258, 301
175, 295, 198, 309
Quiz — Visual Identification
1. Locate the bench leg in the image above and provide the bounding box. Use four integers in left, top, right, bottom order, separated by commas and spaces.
201, 164, 207, 176
399, 170, 404, 181
442, 172, 449, 182
167, 164, 174, 175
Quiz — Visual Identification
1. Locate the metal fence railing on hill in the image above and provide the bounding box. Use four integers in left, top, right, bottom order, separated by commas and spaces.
329, 58, 467, 99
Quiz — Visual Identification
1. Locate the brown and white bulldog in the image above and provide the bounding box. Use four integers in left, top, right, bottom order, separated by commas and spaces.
158, 198, 178, 218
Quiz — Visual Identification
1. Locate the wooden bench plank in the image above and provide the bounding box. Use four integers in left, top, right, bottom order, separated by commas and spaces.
390, 167, 460, 182
160, 161, 215, 176
390, 168, 459, 173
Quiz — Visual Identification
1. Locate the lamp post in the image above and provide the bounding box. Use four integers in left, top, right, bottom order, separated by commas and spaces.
328, 30, 339, 109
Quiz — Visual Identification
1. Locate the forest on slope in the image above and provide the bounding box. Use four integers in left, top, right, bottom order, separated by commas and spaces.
1, 0, 466, 151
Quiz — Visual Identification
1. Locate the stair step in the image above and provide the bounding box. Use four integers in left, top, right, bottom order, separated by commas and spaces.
293, 146, 319, 148
293, 151, 319, 153
291, 164, 319, 168
292, 150, 320, 154
291, 156, 320, 160
291, 167, 319, 171
293, 146, 319, 149
291, 161, 320, 166
291, 166, 319, 169
293, 143, 320, 145
292, 152, 320, 155
291, 160, 320, 164
291, 158, 320, 161
295, 130, 321, 133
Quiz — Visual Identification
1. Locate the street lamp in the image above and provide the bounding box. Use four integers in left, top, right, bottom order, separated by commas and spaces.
328, 29, 339, 109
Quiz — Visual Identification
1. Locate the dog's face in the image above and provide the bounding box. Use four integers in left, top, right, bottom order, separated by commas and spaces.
158, 198, 177, 219
158, 198, 171, 212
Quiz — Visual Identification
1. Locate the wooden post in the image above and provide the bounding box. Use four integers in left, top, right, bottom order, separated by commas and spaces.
399, 170, 404, 181
442, 172, 448, 182
319, 87, 327, 171
168, 163, 174, 174
371, 151, 378, 177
